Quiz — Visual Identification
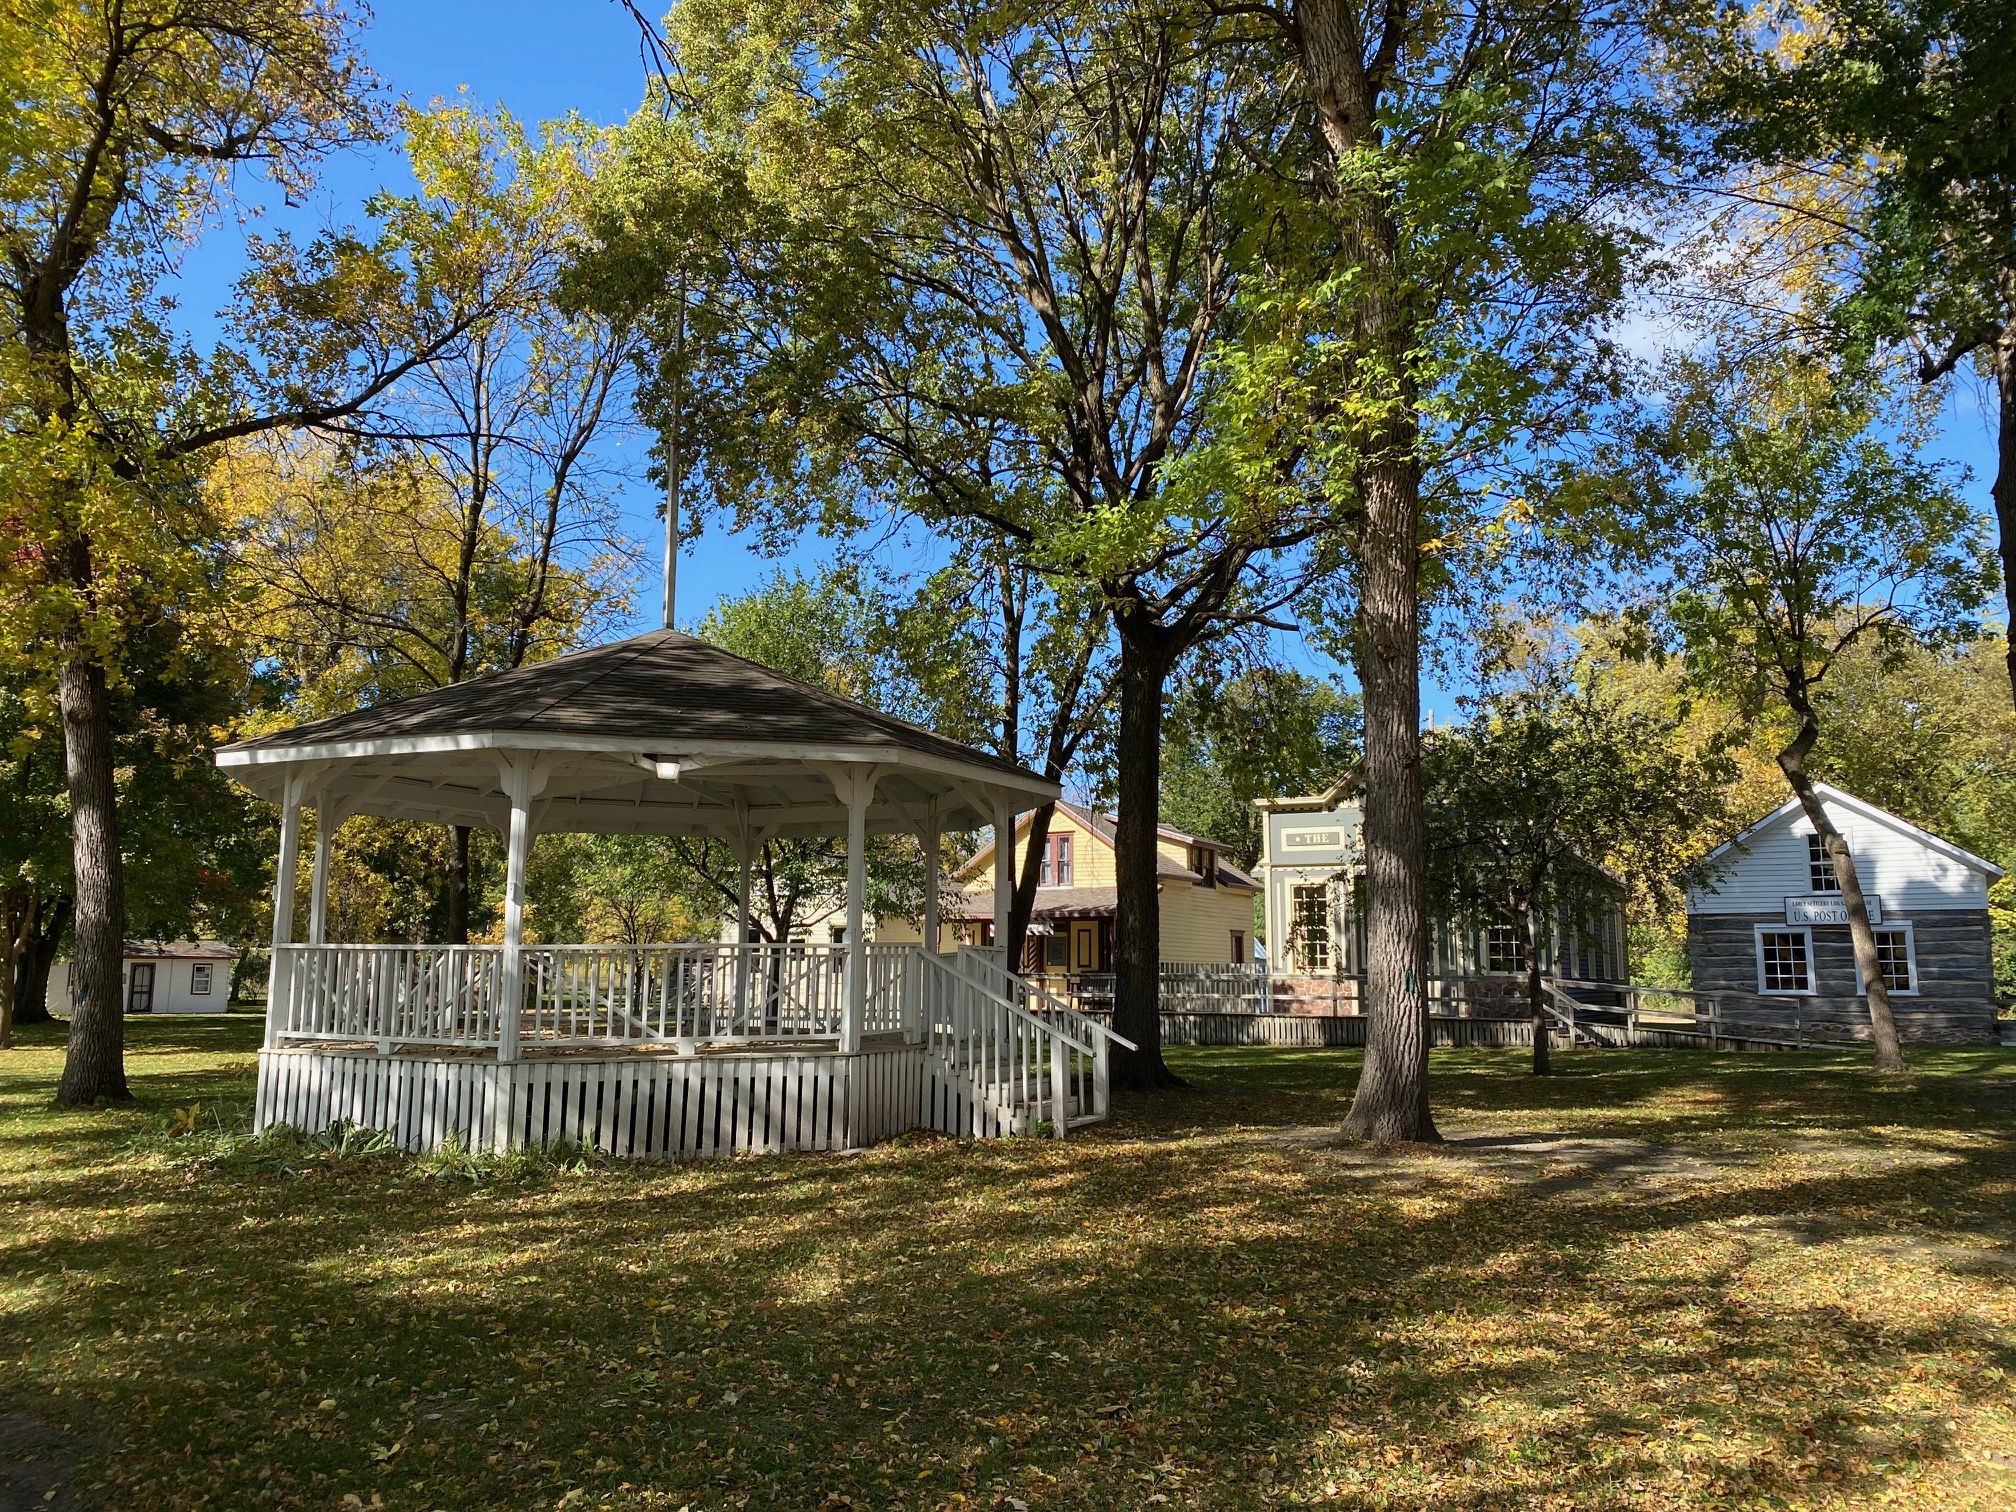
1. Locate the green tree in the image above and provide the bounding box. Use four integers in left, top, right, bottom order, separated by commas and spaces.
1808, 634, 2016, 996
1679, 0, 2016, 709
1160, 667, 1360, 874
0, 2, 493, 1103
1628, 353, 1997, 1071
527, 835, 708, 947
1199, 0, 1650, 1140
225, 101, 637, 940
593, 0, 1324, 1089
893, 542, 1113, 971
1424, 676, 1732, 1074
0, 615, 268, 1040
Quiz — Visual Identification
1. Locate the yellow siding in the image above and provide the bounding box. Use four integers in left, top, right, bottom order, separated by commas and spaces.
1157, 881, 1260, 964
962, 808, 1116, 889
1069, 814, 1118, 886
949, 806, 1258, 966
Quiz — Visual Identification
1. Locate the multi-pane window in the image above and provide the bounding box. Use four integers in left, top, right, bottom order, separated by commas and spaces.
1807, 834, 1840, 893
1290, 884, 1331, 970
1485, 925, 1527, 974
1039, 833, 1073, 888
191, 963, 214, 996
1871, 928, 1914, 994
1757, 929, 1812, 993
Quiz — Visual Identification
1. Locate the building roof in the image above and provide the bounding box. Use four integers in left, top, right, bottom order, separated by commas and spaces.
125, 940, 240, 960
1253, 769, 1360, 813
214, 630, 1056, 839
950, 886, 1121, 921
1698, 782, 2007, 881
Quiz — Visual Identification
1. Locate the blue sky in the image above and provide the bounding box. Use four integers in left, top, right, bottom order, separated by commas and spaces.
163, 2, 2004, 725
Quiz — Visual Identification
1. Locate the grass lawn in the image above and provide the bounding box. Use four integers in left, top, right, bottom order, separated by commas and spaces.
5, 1018, 2016, 1511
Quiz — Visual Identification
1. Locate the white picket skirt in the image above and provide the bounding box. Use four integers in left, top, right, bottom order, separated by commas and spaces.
254, 1044, 937, 1159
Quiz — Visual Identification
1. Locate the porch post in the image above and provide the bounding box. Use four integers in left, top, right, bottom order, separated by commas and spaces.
841, 771, 870, 1054
922, 801, 941, 955
733, 816, 754, 1031
497, 756, 546, 1063
308, 790, 333, 947
992, 795, 1015, 962
265, 771, 307, 1051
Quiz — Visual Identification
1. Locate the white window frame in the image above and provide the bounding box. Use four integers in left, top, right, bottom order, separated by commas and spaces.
1855, 920, 1919, 997
1289, 882, 1331, 971
1754, 924, 1815, 996
1484, 924, 1527, 975
1806, 833, 1841, 893
190, 962, 214, 996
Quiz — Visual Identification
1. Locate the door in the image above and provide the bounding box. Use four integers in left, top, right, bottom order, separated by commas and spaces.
126, 962, 156, 1013
1070, 921, 1100, 972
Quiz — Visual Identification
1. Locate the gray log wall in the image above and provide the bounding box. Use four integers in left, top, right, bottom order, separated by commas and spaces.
1688, 910, 1997, 1045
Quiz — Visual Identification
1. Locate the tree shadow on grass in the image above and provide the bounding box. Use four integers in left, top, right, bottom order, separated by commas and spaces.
3, 1029, 2016, 1508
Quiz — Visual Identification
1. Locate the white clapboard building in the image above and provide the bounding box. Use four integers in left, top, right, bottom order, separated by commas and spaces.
1254, 776, 1630, 993
50, 940, 241, 1014
1685, 784, 2004, 1043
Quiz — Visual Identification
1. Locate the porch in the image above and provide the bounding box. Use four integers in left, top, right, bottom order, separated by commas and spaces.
255, 940, 1124, 1156
218, 630, 1132, 1158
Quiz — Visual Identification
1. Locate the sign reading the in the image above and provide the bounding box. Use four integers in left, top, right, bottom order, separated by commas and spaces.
1283, 830, 1342, 849
1785, 895, 1882, 926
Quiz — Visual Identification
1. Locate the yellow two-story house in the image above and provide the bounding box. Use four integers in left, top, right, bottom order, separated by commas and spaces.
934, 801, 1259, 989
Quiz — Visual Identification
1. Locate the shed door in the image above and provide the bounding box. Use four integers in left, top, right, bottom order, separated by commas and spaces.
127, 962, 156, 1013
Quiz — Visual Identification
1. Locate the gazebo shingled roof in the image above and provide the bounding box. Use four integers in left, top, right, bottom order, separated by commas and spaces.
217, 629, 1055, 839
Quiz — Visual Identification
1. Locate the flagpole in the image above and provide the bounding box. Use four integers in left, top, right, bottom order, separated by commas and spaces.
662, 271, 685, 630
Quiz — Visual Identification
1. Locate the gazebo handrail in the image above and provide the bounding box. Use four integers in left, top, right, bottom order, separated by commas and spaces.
270, 938, 920, 1052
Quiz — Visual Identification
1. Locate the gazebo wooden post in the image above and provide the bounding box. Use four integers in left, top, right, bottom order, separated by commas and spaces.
497, 755, 547, 1064
733, 812, 754, 1032
308, 783, 333, 947
840, 771, 871, 1055
992, 796, 1015, 965
264, 769, 309, 1051
921, 801, 941, 956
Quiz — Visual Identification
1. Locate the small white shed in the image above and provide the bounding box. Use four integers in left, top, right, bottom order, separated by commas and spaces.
1686, 784, 2004, 1043
50, 941, 241, 1015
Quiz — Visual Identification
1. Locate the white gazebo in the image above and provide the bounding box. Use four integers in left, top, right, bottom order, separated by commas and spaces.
216, 630, 1129, 1157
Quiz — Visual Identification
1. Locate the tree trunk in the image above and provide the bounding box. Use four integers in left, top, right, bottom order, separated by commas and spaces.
1293, 0, 1439, 1144
446, 825, 472, 944
1993, 325, 2016, 714
1525, 905, 1551, 1077
0, 892, 26, 1050
1340, 456, 1439, 1142
12, 895, 68, 1027
55, 643, 131, 1105
1007, 801, 1056, 974
1110, 625, 1180, 1091
1778, 714, 1905, 1073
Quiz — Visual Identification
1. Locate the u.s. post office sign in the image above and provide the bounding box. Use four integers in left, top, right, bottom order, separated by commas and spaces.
1784, 895, 1881, 926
